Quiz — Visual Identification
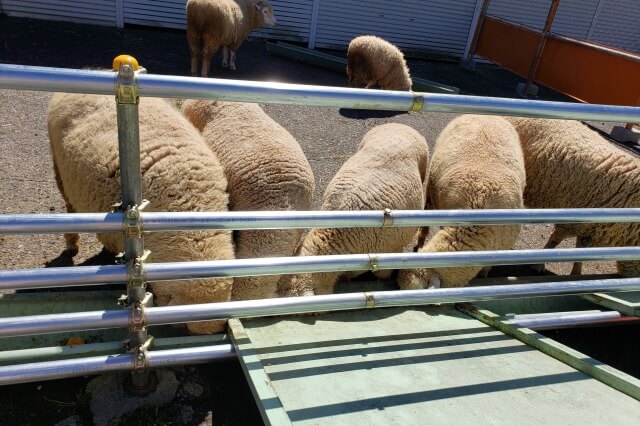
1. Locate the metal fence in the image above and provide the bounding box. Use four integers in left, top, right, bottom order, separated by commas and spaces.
1, 60, 640, 390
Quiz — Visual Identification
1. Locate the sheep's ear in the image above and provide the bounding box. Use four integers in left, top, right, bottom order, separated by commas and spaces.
427, 275, 441, 289
254, 1, 264, 10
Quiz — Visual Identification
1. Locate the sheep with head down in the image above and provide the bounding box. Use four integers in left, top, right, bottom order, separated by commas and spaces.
347, 35, 412, 91
182, 99, 315, 301
398, 115, 526, 289
47, 93, 235, 334
507, 117, 640, 277
278, 123, 429, 297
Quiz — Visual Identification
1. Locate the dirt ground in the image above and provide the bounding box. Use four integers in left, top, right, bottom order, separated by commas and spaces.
0, 14, 635, 426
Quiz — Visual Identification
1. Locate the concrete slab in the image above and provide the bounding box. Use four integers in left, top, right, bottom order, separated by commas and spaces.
239, 307, 640, 425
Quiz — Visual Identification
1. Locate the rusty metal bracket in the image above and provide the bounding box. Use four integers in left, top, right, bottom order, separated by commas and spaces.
131, 336, 154, 373
127, 291, 152, 332
115, 63, 139, 105
382, 208, 393, 227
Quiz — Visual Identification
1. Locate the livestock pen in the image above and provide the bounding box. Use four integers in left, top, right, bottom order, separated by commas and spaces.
1, 57, 640, 424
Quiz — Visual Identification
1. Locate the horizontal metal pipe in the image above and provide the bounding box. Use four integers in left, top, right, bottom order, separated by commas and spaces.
0, 264, 127, 291
0, 344, 235, 386
3, 247, 640, 291
504, 311, 639, 330
5, 208, 640, 234
1, 64, 639, 122
2, 277, 640, 338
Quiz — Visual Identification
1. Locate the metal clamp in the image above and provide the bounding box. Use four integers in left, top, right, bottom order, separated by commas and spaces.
128, 292, 152, 331
127, 250, 150, 290
383, 208, 393, 227
132, 336, 154, 373
123, 199, 149, 239
368, 254, 379, 272
365, 292, 376, 308
410, 94, 424, 112
115, 63, 139, 105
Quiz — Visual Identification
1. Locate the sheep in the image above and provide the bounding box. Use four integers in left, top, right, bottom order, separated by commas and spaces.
47, 93, 235, 334
398, 115, 526, 289
346, 35, 412, 91
278, 123, 429, 297
181, 99, 315, 300
186, 0, 276, 77
507, 117, 640, 277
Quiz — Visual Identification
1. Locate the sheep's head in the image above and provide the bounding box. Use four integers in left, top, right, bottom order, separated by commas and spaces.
397, 268, 441, 290
254, 1, 276, 28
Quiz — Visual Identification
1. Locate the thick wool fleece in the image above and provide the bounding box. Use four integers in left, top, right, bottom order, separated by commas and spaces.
48, 93, 235, 334
347, 35, 412, 91
508, 117, 640, 277
186, 0, 274, 75
279, 123, 429, 296
398, 115, 526, 289
182, 99, 315, 300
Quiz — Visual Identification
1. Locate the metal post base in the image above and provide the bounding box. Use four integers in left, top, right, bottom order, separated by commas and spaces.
124, 370, 158, 396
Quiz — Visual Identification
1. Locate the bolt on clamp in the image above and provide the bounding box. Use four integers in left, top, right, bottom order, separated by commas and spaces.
123, 199, 149, 239
382, 208, 393, 227
131, 336, 154, 373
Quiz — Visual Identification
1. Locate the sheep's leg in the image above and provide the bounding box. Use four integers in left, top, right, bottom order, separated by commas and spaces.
229, 50, 237, 71
187, 29, 200, 77
222, 46, 229, 69
200, 35, 219, 77
63, 201, 80, 255
530, 228, 565, 274
570, 235, 590, 275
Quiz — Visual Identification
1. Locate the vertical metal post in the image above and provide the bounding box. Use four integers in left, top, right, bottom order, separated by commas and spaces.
463, 0, 491, 68
114, 55, 155, 394
523, 0, 560, 97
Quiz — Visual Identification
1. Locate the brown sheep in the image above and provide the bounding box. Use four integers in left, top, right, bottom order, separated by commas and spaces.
186, 0, 276, 77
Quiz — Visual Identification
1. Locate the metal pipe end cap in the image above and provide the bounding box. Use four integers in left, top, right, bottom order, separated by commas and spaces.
113, 55, 139, 71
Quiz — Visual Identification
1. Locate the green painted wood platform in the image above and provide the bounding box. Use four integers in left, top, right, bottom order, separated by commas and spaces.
232, 306, 640, 425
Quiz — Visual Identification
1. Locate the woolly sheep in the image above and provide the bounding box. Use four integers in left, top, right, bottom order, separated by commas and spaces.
398, 115, 526, 289
186, 0, 276, 76
346, 35, 412, 91
48, 93, 235, 334
278, 123, 429, 297
182, 99, 315, 300
508, 117, 640, 276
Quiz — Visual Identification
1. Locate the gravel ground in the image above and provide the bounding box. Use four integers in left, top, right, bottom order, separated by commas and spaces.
0, 14, 633, 425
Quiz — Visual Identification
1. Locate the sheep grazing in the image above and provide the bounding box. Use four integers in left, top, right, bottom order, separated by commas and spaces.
398, 115, 526, 289
346, 35, 412, 91
508, 117, 640, 277
47, 93, 235, 334
186, 0, 276, 76
182, 99, 315, 300
279, 123, 429, 297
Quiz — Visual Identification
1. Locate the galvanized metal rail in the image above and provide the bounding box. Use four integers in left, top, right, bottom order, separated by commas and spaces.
3, 208, 640, 234
1, 63, 640, 122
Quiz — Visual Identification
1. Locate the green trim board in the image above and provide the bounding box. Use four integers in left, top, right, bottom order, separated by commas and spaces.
458, 304, 640, 401
228, 319, 292, 426
266, 42, 460, 94
236, 307, 640, 424
582, 292, 640, 317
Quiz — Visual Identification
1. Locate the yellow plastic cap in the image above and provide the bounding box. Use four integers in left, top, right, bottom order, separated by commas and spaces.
112, 54, 139, 71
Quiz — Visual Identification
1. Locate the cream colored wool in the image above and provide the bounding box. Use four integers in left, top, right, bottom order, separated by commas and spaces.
347, 35, 412, 91
398, 115, 525, 289
186, 0, 276, 76
508, 117, 640, 277
279, 123, 429, 296
47, 93, 235, 334
182, 99, 315, 300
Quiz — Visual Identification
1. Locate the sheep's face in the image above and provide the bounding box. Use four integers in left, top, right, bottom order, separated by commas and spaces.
397, 269, 441, 290
255, 2, 276, 28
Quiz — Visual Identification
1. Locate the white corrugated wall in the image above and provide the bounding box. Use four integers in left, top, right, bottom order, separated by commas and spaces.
312, 0, 478, 57
122, 0, 314, 42
1, 0, 117, 26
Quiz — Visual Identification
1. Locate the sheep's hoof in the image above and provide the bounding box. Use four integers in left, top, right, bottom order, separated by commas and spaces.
222, 62, 228, 69
229, 64, 236, 71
